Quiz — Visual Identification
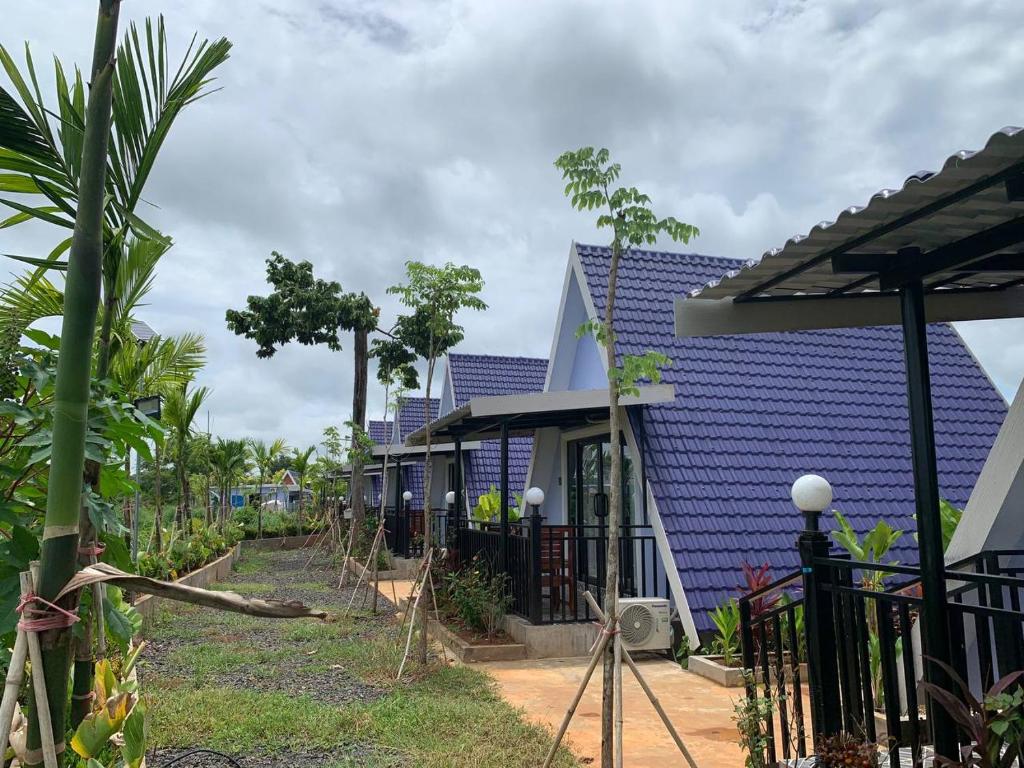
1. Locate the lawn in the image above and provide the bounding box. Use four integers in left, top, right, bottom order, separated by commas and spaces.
140, 547, 579, 767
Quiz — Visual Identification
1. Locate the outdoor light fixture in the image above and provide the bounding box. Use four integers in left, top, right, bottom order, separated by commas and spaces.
445, 491, 455, 505
402, 490, 412, 502
524, 487, 545, 508
132, 394, 162, 420
791, 474, 832, 532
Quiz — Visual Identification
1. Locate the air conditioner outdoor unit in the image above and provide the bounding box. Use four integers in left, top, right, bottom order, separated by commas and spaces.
617, 597, 672, 652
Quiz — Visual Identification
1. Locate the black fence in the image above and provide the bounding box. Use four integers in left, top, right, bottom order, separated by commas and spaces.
455, 519, 670, 625
381, 506, 452, 559
739, 548, 1024, 766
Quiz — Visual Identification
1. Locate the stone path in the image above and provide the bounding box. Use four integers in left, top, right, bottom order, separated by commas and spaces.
481, 656, 745, 768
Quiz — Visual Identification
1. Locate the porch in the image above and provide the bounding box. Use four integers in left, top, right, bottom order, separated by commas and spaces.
402, 385, 680, 627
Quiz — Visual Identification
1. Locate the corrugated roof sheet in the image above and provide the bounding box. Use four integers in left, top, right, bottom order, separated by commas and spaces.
576, 243, 1006, 630
690, 126, 1024, 300
447, 353, 548, 508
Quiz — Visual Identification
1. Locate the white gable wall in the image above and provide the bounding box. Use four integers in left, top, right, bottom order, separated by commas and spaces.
947, 378, 1024, 562
527, 243, 700, 648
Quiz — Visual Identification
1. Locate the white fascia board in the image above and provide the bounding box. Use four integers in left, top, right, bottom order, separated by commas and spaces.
947, 377, 1024, 561
468, 384, 675, 419
676, 288, 1024, 338
544, 243, 582, 392
372, 441, 481, 458
619, 406, 699, 649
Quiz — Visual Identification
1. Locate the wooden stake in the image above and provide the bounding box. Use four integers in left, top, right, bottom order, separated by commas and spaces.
427, 568, 448, 664
614, 631, 623, 768
337, 519, 356, 588
397, 556, 430, 639
347, 525, 384, 613
397, 548, 433, 681
0, 629, 27, 755
21, 572, 59, 768
582, 591, 700, 768
542, 619, 615, 768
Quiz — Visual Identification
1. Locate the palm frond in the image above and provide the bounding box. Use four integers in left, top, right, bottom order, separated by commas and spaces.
108, 16, 231, 215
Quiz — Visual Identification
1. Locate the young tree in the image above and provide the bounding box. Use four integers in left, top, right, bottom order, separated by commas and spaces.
248, 437, 288, 538
555, 147, 697, 766
291, 445, 316, 529
370, 335, 419, 520
226, 254, 378, 541
387, 262, 486, 663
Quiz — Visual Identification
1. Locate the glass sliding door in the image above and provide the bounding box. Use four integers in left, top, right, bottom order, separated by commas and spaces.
567, 434, 636, 592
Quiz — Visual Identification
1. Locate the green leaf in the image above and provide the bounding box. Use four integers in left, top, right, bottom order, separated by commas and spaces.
121, 701, 146, 768
104, 585, 142, 655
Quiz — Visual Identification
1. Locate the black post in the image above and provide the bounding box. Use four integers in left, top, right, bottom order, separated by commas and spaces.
799, 505, 842, 749
393, 454, 404, 558
453, 435, 463, 525
500, 420, 510, 573
899, 276, 956, 759
528, 503, 543, 625
446, 495, 457, 551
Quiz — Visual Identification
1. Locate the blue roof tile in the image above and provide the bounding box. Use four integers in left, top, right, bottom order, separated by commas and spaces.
576, 243, 1007, 631
447, 353, 548, 507
368, 420, 392, 445
396, 397, 439, 442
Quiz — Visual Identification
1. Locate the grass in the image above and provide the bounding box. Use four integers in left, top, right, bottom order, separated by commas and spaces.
144, 551, 579, 768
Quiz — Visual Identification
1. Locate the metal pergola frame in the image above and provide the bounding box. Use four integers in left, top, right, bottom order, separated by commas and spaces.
675, 126, 1024, 759
403, 385, 674, 571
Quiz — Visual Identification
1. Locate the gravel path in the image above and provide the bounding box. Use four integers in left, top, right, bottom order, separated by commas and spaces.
143, 546, 407, 768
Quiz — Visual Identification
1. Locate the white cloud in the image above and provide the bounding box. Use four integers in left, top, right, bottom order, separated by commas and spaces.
3, 0, 1023, 447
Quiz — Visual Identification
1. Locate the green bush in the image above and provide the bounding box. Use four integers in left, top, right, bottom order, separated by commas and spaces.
439, 556, 511, 639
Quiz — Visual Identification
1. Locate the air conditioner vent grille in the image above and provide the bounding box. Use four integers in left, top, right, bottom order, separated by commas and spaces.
620, 603, 654, 645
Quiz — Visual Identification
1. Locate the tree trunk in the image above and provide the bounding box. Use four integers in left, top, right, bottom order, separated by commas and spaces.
26, 3, 121, 763
154, 442, 163, 553
257, 470, 264, 538
349, 327, 369, 548
123, 451, 132, 531
178, 441, 189, 533
600, 240, 623, 768
205, 474, 212, 526
418, 355, 435, 665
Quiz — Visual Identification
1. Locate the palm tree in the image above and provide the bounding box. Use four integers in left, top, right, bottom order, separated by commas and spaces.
210, 438, 248, 530
291, 445, 316, 529
248, 437, 288, 538
164, 384, 211, 531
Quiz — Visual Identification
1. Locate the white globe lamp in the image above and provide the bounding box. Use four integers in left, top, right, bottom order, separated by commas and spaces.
791, 474, 832, 532
445, 491, 456, 506
524, 487, 545, 508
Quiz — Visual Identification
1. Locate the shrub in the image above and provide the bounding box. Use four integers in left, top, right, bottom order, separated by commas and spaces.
710, 598, 741, 666
441, 557, 511, 639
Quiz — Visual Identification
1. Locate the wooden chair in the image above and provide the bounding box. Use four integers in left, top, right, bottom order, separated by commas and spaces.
538, 526, 576, 615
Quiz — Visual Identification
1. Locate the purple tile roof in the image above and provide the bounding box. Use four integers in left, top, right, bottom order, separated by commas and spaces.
575, 243, 1007, 631
396, 397, 440, 442
368, 420, 392, 445
447, 353, 548, 507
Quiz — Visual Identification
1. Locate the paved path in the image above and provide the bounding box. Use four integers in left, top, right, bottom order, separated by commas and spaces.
481, 656, 744, 768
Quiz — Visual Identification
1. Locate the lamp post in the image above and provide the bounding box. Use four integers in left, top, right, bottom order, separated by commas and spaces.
131, 394, 162, 564
791, 474, 841, 749
402, 490, 413, 558
525, 487, 545, 624
445, 490, 456, 549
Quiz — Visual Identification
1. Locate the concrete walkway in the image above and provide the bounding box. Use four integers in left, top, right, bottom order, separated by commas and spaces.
481, 656, 743, 768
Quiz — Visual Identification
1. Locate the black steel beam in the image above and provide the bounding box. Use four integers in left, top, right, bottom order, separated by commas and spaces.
453, 436, 463, 524
736, 158, 1024, 301
899, 279, 957, 760
879, 215, 1024, 291
499, 420, 509, 572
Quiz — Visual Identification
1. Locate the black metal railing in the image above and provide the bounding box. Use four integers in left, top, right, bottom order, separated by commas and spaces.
455, 520, 670, 625
382, 506, 455, 559
739, 549, 1024, 766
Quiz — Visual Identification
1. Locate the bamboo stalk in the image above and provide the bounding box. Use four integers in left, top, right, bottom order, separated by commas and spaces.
0, 630, 27, 754
337, 519, 356, 588
22, 573, 59, 768
542, 620, 615, 768
582, 591, 699, 768
396, 556, 430, 639
397, 548, 432, 681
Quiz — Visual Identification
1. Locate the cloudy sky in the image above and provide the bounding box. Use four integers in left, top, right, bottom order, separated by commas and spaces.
6, 0, 1024, 450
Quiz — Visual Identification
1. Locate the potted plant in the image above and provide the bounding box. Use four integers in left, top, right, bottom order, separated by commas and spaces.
689, 598, 746, 686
